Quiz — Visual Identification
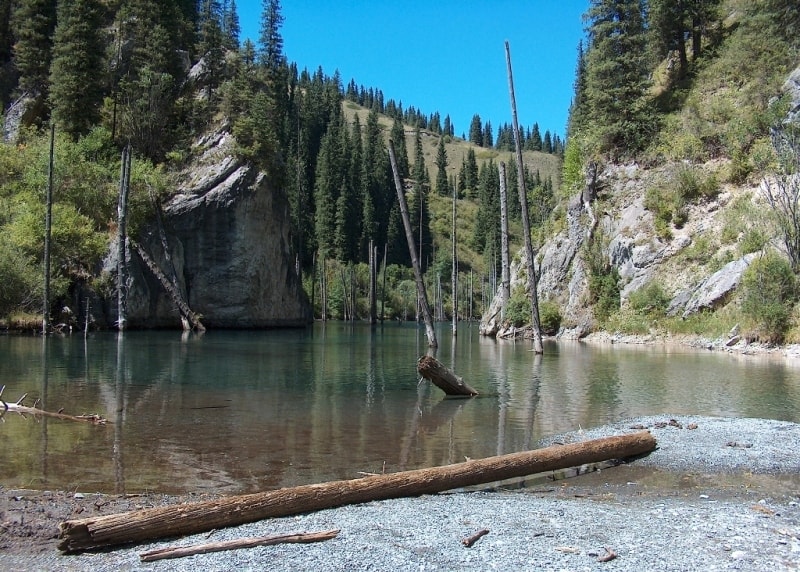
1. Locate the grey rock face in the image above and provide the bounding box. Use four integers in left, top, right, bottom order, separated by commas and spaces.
115, 127, 311, 328
667, 254, 756, 318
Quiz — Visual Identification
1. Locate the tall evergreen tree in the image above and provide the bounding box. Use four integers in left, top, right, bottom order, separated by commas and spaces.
468, 113, 483, 146
197, 0, 226, 94
435, 135, 448, 196
12, 0, 57, 94
49, 0, 105, 138
0, 0, 16, 110
482, 120, 493, 148
115, 0, 187, 157
530, 122, 543, 151
222, 0, 241, 49
259, 0, 285, 71
583, 0, 653, 156
390, 117, 409, 180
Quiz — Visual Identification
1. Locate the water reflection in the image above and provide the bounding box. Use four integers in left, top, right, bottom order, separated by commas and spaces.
1, 323, 799, 495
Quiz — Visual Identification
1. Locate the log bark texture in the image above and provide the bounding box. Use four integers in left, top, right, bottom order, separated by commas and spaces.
417, 356, 479, 396
58, 431, 656, 553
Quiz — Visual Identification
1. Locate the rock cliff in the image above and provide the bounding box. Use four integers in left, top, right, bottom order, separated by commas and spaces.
480, 64, 800, 339
107, 126, 312, 329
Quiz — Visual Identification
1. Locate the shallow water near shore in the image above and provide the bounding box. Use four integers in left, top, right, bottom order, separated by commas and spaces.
1, 322, 799, 495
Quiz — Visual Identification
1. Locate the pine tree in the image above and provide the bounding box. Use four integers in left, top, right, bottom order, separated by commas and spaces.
543, 130, 553, 154
259, 0, 285, 71
49, 0, 105, 138
197, 0, 226, 94
0, 0, 15, 110
222, 0, 241, 49
390, 117, 409, 180
435, 136, 448, 196
583, 0, 653, 156
12, 0, 57, 94
115, 0, 187, 157
482, 120, 493, 148
530, 122, 543, 151
468, 114, 483, 146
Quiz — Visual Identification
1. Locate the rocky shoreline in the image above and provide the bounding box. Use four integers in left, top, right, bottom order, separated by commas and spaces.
2, 415, 799, 571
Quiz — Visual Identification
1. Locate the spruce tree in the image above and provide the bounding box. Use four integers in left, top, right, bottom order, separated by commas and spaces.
49, 0, 105, 138
0, 0, 15, 109
435, 136, 449, 196
530, 122, 543, 151
583, 0, 653, 156
468, 114, 483, 146
12, 0, 57, 94
259, 0, 285, 71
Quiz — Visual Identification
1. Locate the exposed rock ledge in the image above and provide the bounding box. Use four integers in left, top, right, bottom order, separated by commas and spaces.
106, 127, 312, 329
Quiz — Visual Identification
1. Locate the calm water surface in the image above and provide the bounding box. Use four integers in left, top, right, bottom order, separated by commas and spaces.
1, 323, 798, 495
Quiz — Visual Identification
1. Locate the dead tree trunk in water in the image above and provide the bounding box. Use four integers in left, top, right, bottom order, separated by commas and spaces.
388, 140, 437, 348
58, 431, 656, 553
505, 41, 543, 354
417, 355, 478, 396
498, 162, 511, 323
42, 122, 55, 334
452, 183, 458, 336
116, 144, 131, 332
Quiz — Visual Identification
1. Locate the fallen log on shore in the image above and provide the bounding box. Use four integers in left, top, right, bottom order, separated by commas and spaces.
417, 356, 479, 396
58, 431, 656, 553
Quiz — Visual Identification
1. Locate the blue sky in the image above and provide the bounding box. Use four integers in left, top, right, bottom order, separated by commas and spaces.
235, 1, 588, 139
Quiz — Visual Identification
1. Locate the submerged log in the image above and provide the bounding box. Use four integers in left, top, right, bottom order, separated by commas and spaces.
417, 356, 479, 396
0, 387, 108, 424
58, 431, 656, 553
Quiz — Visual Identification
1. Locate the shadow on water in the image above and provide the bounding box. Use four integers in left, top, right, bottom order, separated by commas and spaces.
1, 322, 799, 495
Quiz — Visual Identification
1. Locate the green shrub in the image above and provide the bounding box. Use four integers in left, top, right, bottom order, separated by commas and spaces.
504, 287, 530, 327
539, 300, 562, 335
740, 252, 797, 343
628, 281, 670, 316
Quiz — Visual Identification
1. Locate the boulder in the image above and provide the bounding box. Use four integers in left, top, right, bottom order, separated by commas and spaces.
667, 254, 756, 318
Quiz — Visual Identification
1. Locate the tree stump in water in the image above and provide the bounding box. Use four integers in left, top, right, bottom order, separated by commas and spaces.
417, 356, 478, 396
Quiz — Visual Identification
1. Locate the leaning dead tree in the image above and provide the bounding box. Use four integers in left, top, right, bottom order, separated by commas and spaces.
130, 240, 205, 332
388, 139, 437, 348
417, 355, 478, 396
505, 40, 543, 354
58, 431, 656, 552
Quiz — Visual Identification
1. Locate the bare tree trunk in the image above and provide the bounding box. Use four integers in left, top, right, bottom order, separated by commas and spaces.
452, 183, 458, 336
369, 241, 377, 324
42, 122, 55, 334
380, 243, 388, 322
505, 41, 543, 354
498, 162, 511, 323
388, 140, 437, 348
116, 144, 131, 332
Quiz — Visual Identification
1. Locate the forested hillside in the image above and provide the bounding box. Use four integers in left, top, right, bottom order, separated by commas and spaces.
517, 0, 800, 344
0, 0, 562, 327
2, 1, 798, 335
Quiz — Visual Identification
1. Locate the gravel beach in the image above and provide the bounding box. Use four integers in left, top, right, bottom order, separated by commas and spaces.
2, 415, 799, 571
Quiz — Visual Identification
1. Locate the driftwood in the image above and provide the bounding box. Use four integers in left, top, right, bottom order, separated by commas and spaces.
0, 387, 108, 425
462, 529, 490, 548
139, 529, 340, 562
417, 356, 478, 396
58, 431, 656, 553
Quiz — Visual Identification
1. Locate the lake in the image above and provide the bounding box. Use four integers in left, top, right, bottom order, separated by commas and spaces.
1, 322, 798, 495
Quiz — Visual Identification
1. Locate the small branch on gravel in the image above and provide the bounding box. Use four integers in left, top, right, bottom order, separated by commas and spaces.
461, 529, 489, 547
138, 529, 340, 562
